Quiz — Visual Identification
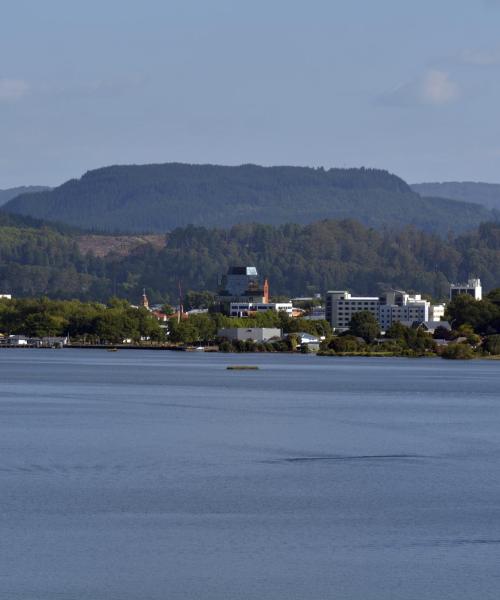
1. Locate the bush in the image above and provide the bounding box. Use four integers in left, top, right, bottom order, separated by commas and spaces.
218, 340, 233, 353
328, 334, 365, 353
441, 343, 475, 360
483, 334, 500, 355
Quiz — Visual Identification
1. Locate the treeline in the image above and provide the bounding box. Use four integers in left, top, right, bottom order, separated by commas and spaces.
4, 217, 500, 303
4, 163, 495, 233
0, 296, 331, 347
0, 297, 163, 343
111, 220, 500, 303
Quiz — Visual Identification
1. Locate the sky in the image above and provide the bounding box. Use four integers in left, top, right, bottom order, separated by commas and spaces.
1, 0, 500, 188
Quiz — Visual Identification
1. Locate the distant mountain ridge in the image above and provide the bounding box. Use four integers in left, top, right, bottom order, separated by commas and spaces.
411, 182, 500, 211
0, 186, 50, 207
3, 163, 496, 233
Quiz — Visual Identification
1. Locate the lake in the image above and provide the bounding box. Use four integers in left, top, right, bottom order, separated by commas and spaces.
1, 350, 500, 599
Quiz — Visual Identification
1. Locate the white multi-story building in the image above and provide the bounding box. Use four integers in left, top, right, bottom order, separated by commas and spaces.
429, 303, 446, 321
326, 291, 380, 331
325, 289, 442, 332
450, 278, 482, 301
229, 302, 293, 317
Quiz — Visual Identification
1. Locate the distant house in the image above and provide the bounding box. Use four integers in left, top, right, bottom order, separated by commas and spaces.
6, 335, 29, 346
286, 332, 321, 345
217, 327, 282, 343
186, 308, 209, 316
40, 336, 68, 348
229, 302, 293, 317
303, 306, 326, 321
295, 332, 322, 352
29, 336, 69, 348
399, 320, 451, 335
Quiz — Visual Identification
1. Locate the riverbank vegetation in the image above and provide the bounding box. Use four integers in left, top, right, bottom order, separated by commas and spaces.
2, 289, 500, 359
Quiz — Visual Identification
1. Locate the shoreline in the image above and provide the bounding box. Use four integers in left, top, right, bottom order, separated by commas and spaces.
1, 345, 498, 360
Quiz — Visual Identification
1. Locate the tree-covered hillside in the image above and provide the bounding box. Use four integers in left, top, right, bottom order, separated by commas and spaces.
0, 221, 107, 299
109, 220, 500, 303
411, 182, 500, 212
3, 163, 495, 233
2, 215, 500, 304
0, 186, 49, 207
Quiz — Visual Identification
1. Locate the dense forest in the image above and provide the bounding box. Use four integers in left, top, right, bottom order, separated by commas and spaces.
2, 215, 500, 303
412, 182, 500, 211
4, 163, 496, 233
0, 186, 49, 207
0, 223, 107, 299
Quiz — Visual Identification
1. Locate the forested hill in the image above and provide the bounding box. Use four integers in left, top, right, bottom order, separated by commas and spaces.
0, 186, 49, 207
3, 163, 495, 233
3, 217, 500, 303
411, 182, 500, 212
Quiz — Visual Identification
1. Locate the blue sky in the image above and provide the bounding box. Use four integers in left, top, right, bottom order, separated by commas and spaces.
1, 0, 500, 187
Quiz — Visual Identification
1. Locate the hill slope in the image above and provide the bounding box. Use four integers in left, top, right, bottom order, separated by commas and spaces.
0, 186, 49, 207
2, 216, 500, 302
3, 163, 495, 233
411, 182, 500, 212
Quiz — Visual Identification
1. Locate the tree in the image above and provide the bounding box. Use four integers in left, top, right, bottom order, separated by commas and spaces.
445, 295, 500, 335
328, 335, 364, 353
168, 319, 200, 344
23, 312, 66, 337
161, 303, 175, 315
184, 290, 215, 310
433, 325, 453, 340
441, 343, 475, 360
348, 311, 380, 343
484, 334, 500, 355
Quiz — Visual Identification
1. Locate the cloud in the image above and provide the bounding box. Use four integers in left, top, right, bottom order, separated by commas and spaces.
378, 69, 460, 107
420, 70, 460, 105
0, 78, 30, 101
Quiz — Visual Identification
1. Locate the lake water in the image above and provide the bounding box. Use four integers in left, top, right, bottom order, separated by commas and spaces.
1, 350, 500, 599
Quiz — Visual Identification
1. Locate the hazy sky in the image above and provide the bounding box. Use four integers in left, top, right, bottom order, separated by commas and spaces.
2, 0, 500, 187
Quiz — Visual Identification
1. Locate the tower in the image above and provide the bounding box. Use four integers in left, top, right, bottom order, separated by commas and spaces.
263, 278, 270, 303
141, 288, 149, 310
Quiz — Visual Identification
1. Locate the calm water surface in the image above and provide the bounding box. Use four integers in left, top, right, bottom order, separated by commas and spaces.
1, 350, 500, 599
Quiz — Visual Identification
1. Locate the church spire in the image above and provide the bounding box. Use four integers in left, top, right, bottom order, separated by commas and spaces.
141, 287, 149, 309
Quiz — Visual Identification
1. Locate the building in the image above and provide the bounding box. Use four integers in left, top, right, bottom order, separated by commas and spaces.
217, 327, 282, 343
229, 301, 293, 317
325, 289, 442, 332
429, 303, 446, 321
216, 266, 270, 314
303, 306, 326, 320
222, 266, 260, 296
5, 335, 29, 346
450, 278, 482, 301
140, 288, 149, 309
0, 294, 12, 300
326, 291, 380, 331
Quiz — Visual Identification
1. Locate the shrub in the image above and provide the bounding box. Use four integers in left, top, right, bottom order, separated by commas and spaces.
441, 343, 475, 360
483, 334, 500, 355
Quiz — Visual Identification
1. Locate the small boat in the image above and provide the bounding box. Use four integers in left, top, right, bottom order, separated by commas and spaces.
227, 365, 259, 371
107, 347, 118, 352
